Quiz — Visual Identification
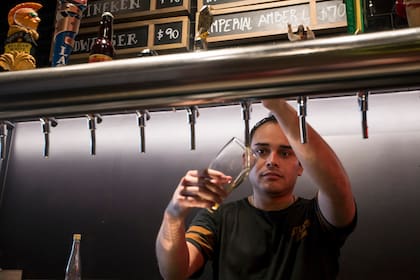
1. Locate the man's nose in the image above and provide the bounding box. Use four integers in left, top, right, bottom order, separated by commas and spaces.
265, 151, 279, 167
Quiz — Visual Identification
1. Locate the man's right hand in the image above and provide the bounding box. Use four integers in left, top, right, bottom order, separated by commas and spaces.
165, 169, 231, 219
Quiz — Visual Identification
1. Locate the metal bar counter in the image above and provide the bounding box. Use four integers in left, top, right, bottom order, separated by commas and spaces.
1, 27, 420, 121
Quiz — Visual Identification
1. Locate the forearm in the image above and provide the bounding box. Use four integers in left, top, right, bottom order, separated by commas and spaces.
156, 211, 190, 280
265, 100, 347, 186
264, 99, 355, 225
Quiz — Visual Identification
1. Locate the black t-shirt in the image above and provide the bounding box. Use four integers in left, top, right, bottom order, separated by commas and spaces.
186, 197, 356, 280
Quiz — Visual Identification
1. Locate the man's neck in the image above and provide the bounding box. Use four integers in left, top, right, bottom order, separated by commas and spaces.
248, 194, 296, 211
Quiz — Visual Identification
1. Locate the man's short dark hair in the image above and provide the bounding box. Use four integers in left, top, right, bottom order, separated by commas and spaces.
250, 115, 277, 141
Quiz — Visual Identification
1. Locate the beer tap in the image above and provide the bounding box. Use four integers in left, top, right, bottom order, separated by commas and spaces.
297, 96, 308, 144
0, 121, 15, 160
86, 114, 102, 156
40, 117, 58, 158
186, 106, 199, 150
194, 5, 214, 51
136, 110, 151, 153
241, 101, 252, 148
358, 91, 369, 139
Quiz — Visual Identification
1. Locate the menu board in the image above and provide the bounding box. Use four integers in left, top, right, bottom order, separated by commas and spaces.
200, 0, 347, 44
197, 0, 277, 10
81, 0, 191, 24
69, 16, 190, 63
152, 17, 190, 50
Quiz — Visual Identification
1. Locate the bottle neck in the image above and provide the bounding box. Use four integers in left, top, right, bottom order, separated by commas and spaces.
99, 16, 113, 39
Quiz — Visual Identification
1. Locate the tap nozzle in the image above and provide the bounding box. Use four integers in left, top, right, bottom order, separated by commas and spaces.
297, 96, 307, 144
136, 110, 151, 153
357, 91, 369, 139
40, 118, 58, 158
87, 114, 102, 155
187, 106, 199, 150
0, 121, 15, 160
241, 101, 252, 148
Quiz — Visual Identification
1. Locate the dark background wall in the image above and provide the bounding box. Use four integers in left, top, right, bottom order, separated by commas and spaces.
1, 91, 420, 279
0, 0, 406, 68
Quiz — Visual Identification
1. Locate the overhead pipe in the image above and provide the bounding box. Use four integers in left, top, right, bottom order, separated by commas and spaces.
1, 27, 420, 121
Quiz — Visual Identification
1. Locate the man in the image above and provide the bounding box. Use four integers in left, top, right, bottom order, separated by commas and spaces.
156, 98, 356, 279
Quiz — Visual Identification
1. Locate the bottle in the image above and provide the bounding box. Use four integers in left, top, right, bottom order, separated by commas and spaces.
88, 12, 115, 63
65, 233, 82, 280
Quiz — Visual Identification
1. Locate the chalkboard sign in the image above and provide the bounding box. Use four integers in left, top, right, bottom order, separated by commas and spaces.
81, 0, 190, 24
202, 0, 347, 43
198, 0, 274, 10
154, 21, 184, 45
70, 21, 149, 63
84, 0, 151, 20
73, 25, 149, 56
151, 17, 190, 50
70, 16, 190, 62
156, 0, 184, 9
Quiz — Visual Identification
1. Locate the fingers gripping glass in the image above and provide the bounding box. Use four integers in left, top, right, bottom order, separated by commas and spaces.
208, 137, 254, 210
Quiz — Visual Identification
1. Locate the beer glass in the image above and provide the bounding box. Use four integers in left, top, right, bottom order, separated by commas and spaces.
208, 137, 254, 210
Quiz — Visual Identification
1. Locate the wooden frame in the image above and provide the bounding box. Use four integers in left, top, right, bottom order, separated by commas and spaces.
196, 0, 347, 44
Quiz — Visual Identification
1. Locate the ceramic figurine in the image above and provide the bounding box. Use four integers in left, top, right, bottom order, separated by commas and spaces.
287, 23, 315, 42
0, 2, 42, 71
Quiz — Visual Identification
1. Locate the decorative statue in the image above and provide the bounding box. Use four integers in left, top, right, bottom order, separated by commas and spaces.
51, 0, 88, 66
287, 23, 315, 42
0, 2, 42, 71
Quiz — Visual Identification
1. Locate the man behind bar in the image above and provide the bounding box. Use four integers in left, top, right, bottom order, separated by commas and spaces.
156, 97, 357, 279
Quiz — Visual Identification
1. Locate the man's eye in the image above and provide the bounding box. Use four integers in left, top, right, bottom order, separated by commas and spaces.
254, 148, 268, 156
279, 151, 291, 158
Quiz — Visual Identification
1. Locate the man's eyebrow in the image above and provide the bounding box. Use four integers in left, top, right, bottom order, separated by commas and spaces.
279, 145, 293, 150
253, 143, 292, 150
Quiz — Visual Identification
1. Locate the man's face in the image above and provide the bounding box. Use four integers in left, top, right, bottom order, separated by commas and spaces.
248, 122, 303, 197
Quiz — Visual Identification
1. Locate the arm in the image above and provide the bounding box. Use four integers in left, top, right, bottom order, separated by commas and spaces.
156, 170, 230, 279
262, 98, 355, 227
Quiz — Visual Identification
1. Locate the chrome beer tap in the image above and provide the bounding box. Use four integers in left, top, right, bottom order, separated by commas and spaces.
297, 96, 308, 144
241, 101, 252, 148
136, 110, 151, 153
187, 106, 199, 150
0, 121, 14, 160
86, 114, 102, 155
241, 100, 253, 170
358, 91, 369, 139
40, 117, 58, 158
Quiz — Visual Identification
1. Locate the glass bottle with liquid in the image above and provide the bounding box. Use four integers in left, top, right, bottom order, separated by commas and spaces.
88, 12, 115, 63
65, 233, 82, 280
